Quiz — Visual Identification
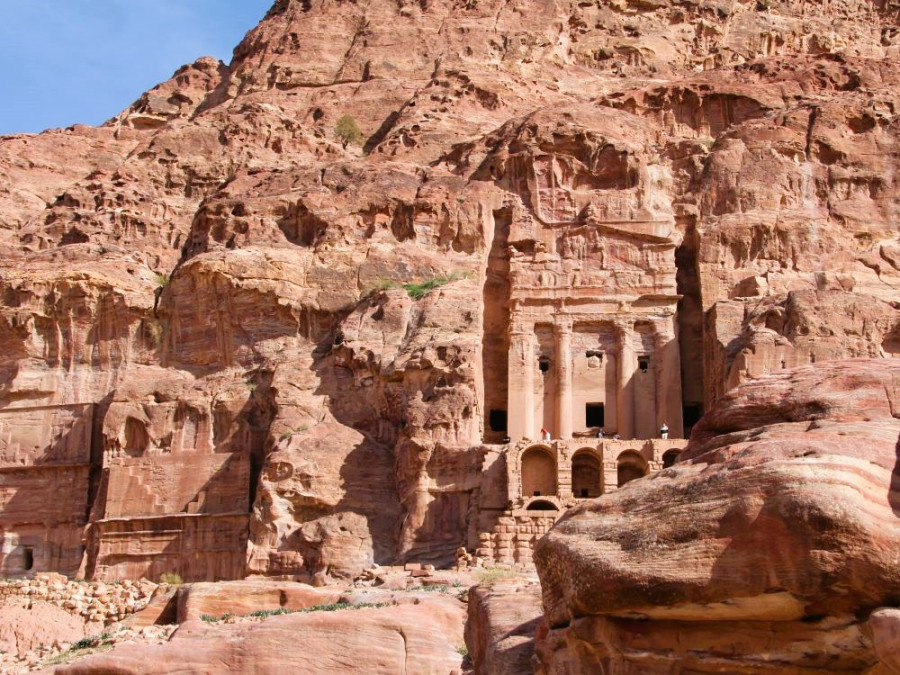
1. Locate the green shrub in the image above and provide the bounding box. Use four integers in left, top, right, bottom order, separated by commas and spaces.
402, 271, 471, 300
70, 634, 112, 651
305, 602, 352, 612
279, 425, 308, 442
361, 280, 398, 299
335, 115, 364, 148
70, 637, 97, 651
201, 602, 389, 624
250, 608, 293, 618
159, 572, 184, 585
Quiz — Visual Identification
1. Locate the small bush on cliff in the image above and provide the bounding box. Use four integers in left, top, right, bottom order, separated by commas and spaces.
200, 601, 390, 624
402, 271, 472, 300
250, 608, 294, 618
335, 115, 364, 148
279, 425, 308, 442
361, 279, 398, 298
70, 634, 112, 651
69, 637, 97, 651
159, 572, 184, 585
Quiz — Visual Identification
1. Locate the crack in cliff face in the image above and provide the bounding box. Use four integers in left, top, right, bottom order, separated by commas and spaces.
334, 0, 374, 83
397, 628, 409, 675
805, 105, 819, 161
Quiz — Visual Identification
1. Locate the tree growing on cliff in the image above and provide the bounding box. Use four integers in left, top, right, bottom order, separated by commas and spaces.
335, 115, 363, 148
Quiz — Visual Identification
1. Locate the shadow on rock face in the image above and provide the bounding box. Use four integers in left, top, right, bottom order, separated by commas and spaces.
891, 433, 900, 517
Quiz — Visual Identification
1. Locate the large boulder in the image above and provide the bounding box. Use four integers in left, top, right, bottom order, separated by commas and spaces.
465, 578, 543, 675
52, 592, 467, 674
534, 358, 900, 672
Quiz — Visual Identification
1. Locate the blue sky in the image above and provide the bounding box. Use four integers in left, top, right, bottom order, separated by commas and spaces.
0, 1, 273, 135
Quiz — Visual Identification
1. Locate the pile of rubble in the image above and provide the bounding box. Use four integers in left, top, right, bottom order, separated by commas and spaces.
0, 573, 159, 624
1, 624, 175, 673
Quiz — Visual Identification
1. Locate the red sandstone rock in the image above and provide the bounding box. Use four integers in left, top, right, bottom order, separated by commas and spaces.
465, 578, 543, 675
533, 358, 900, 672
0, 598, 90, 659
0, 0, 896, 648
868, 608, 900, 674
52, 597, 466, 674
176, 580, 341, 621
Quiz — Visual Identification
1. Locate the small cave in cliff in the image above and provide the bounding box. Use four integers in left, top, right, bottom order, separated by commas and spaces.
676, 219, 704, 434
124, 417, 149, 456
278, 201, 328, 247
575, 145, 638, 191
482, 207, 512, 443
883, 321, 900, 356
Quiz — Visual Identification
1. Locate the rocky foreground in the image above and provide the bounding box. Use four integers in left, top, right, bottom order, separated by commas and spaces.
534, 359, 900, 672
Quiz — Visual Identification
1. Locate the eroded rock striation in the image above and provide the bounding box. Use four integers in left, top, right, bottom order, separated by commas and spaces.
52, 587, 468, 675
0, 0, 896, 623
534, 359, 900, 672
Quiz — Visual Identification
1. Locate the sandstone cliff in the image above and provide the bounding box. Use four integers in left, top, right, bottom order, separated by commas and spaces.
0, 0, 896, 594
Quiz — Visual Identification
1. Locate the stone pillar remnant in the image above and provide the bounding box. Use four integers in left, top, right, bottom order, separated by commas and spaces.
508, 321, 535, 440
555, 320, 573, 440
616, 321, 635, 440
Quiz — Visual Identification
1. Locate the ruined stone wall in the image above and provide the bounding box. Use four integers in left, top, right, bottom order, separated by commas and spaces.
475, 438, 686, 567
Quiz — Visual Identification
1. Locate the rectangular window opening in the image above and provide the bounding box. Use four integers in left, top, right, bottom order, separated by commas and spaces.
638, 356, 650, 373
586, 403, 605, 428
489, 409, 508, 433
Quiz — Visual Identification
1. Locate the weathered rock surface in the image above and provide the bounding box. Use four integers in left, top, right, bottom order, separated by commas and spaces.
176, 579, 341, 621
534, 358, 900, 672
465, 578, 543, 675
868, 608, 900, 674
1, 0, 899, 670
0, 0, 897, 665
0, 598, 89, 660
51, 593, 467, 674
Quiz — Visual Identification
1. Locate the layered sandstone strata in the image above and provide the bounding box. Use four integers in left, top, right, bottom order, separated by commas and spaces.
0, 0, 896, 592
51, 587, 468, 675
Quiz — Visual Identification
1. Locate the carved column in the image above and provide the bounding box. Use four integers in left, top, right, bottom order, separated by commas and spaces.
616, 321, 635, 440
508, 319, 535, 441
555, 320, 573, 440
655, 317, 684, 439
